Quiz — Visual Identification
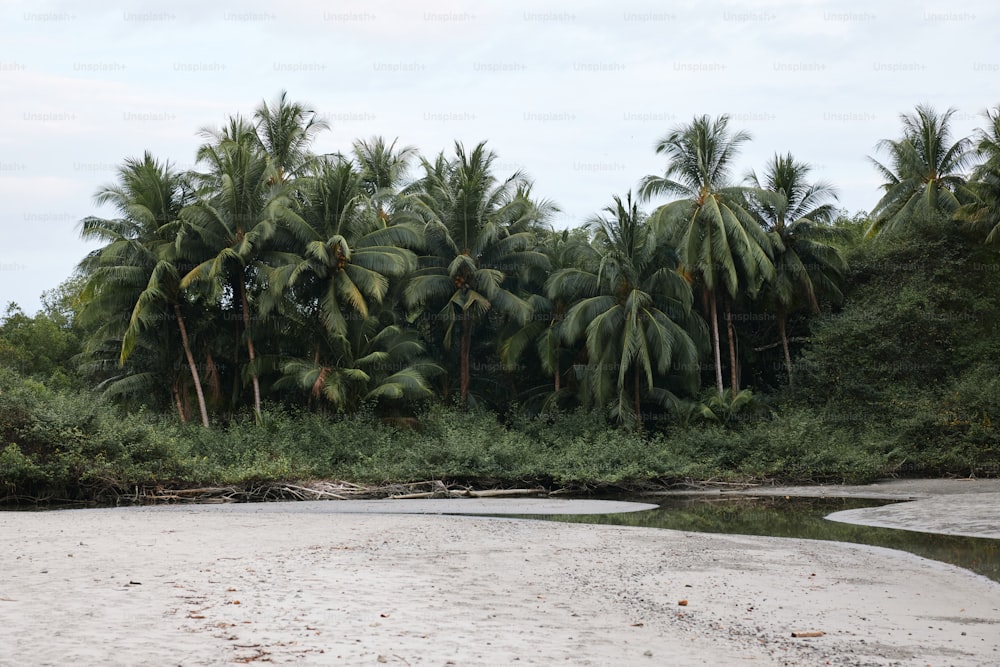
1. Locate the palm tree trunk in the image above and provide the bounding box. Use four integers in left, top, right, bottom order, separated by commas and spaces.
553, 310, 563, 393
708, 288, 724, 396
307, 348, 321, 412
172, 380, 186, 424
239, 278, 262, 415
460, 315, 472, 404
230, 340, 241, 413
778, 307, 793, 387
633, 369, 642, 433
725, 299, 739, 393
174, 304, 210, 428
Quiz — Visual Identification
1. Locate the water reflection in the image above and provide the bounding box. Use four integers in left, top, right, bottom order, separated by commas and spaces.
507, 496, 1000, 583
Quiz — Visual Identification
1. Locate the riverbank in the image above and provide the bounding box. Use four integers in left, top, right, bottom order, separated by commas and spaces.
2, 483, 999, 665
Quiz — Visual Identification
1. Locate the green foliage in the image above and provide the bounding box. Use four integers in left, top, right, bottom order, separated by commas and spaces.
9, 98, 1000, 503
794, 212, 1000, 477
0, 303, 83, 390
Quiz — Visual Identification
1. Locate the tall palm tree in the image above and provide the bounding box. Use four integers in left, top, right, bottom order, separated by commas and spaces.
404, 141, 553, 404
253, 90, 330, 183
352, 136, 419, 219
639, 114, 774, 395
548, 193, 700, 429
746, 153, 847, 386
77, 153, 211, 427
958, 106, 1000, 244
181, 117, 311, 415
868, 104, 974, 237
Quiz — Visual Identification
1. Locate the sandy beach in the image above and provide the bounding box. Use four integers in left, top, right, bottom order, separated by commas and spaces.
2, 483, 999, 666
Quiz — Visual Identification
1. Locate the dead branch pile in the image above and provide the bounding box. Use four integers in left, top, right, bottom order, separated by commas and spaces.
112, 480, 549, 505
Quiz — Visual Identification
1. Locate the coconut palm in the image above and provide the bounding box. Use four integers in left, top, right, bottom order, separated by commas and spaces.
265, 155, 421, 348
180, 117, 312, 416
77, 153, 211, 426
958, 106, 1000, 244
253, 90, 330, 183
548, 193, 700, 429
499, 227, 590, 407
352, 136, 419, 218
746, 153, 847, 386
404, 141, 553, 404
535, 229, 598, 405
639, 114, 774, 395
868, 104, 974, 237
276, 315, 441, 413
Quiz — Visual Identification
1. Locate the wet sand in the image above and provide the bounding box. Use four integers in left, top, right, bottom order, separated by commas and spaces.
1, 483, 999, 666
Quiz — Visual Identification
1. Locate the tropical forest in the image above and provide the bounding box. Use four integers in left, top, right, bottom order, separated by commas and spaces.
2, 94, 999, 503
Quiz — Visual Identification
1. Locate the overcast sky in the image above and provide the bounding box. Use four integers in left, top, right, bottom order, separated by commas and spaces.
1, 0, 996, 313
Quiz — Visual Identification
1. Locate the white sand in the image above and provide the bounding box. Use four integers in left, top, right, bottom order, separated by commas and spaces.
3, 499, 999, 666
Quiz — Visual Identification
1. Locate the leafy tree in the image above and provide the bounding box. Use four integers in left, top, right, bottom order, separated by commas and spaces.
868, 104, 974, 237
0, 303, 81, 389
640, 115, 774, 395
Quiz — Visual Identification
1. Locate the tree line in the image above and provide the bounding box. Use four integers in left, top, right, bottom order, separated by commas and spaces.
71, 94, 1000, 430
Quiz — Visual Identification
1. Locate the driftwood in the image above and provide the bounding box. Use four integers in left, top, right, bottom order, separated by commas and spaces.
99, 479, 552, 505
390, 480, 450, 499
791, 631, 826, 638
389, 491, 441, 499
464, 488, 546, 498
389, 487, 546, 500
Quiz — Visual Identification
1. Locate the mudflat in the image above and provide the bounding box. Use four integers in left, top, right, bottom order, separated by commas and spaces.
1, 481, 998, 666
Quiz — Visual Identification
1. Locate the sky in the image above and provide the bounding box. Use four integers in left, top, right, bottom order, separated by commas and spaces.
1, 0, 996, 314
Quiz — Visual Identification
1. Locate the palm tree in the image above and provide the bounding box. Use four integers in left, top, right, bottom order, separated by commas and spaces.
868, 104, 974, 237
548, 193, 700, 429
180, 117, 311, 416
77, 153, 211, 427
404, 141, 554, 404
499, 227, 590, 406
958, 106, 1000, 244
746, 153, 847, 386
639, 114, 774, 395
276, 317, 441, 413
352, 136, 419, 219
253, 90, 330, 183
265, 155, 422, 351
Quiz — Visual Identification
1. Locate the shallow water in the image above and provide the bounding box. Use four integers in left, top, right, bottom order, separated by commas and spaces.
509, 496, 1000, 583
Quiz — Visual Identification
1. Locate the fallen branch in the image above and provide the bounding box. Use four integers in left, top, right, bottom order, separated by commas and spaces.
464, 488, 546, 498
280, 484, 348, 500
389, 491, 440, 499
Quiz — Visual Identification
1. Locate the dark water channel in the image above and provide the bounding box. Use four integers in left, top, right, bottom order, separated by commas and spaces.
508, 496, 1000, 584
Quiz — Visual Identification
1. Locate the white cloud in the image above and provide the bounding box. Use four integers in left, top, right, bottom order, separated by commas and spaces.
1, 0, 997, 312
